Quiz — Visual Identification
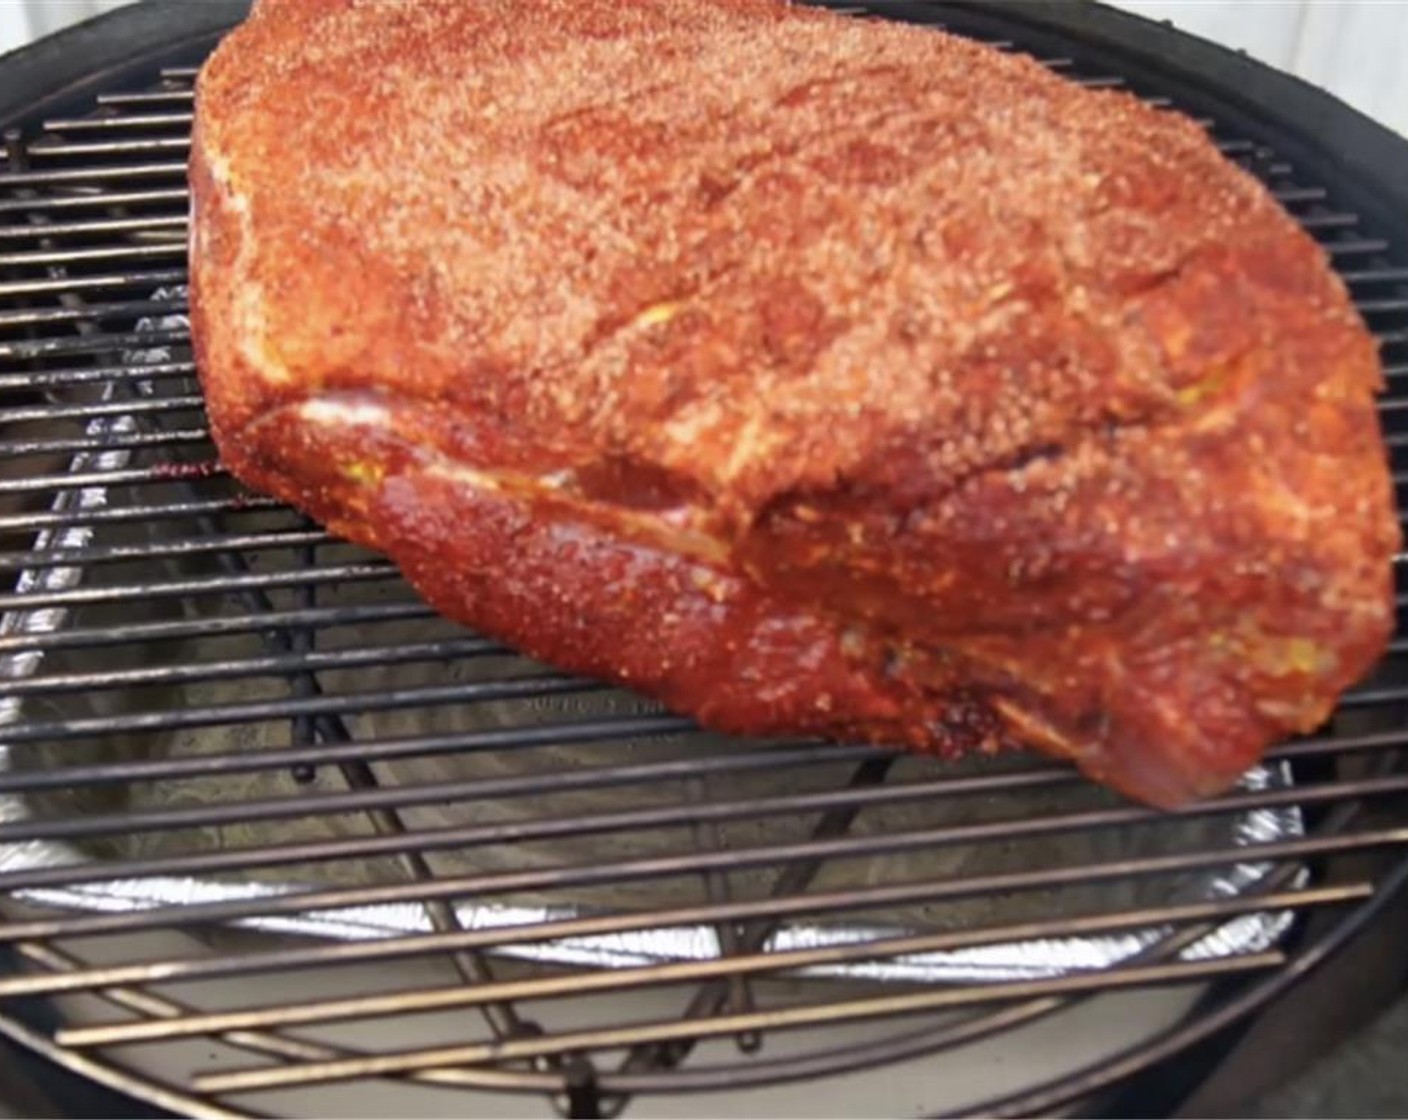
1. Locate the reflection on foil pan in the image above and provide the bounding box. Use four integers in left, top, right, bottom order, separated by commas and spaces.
0, 290, 1306, 984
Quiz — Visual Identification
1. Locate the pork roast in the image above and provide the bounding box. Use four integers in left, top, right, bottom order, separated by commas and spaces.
189, 0, 1400, 806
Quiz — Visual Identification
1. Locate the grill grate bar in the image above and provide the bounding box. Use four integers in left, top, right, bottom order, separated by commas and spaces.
0, 673, 591, 748
1270, 728, 1408, 761
0, 327, 190, 362
0, 187, 187, 214
1329, 238, 1392, 256
51, 887, 1366, 1047
1359, 297, 1408, 314
1341, 267, 1408, 284
0, 527, 328, 572
0, 461, 229, 495
1298, 213, 1359, 231
0, 359, 193, 390
0, 394, 201, 422
45, 112, 194, 131
0, 296, 188, 328
0, 216, 186, 241
0, 493, 278, 532
0, 426, 208, 457
0, 268, 188, 298
0, 158, 188, 185
0, 242, 184, 268
96, 90, 193, 106
0, 561, 394, 610
0, 634, 504, 696
0, 598, 428, 653
0, 710, 701, 804
5, 819, 1406, 949
26, 136, 190, 158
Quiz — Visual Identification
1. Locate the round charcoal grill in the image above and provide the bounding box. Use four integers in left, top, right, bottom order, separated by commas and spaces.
1, 1, 1407, 1116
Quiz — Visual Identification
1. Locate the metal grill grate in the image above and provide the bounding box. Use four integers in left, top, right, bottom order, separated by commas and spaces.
1, 3, 1407, 1117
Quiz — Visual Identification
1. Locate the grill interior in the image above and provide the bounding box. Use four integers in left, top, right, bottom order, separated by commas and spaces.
1, 2, 1408, 1117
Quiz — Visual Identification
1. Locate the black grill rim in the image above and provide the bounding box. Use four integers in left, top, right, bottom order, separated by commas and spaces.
0, 1, 243, 136
0, 1, 1406, 1118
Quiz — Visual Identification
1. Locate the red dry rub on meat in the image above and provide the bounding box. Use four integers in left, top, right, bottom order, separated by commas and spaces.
148, 459, 223, 481
189, 0, 1400, 807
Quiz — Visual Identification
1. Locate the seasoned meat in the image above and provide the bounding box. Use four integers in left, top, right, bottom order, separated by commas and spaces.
189, 0, 1400, 807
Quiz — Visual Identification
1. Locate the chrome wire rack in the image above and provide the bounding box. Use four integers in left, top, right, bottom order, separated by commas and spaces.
0, 2, 1407, 1117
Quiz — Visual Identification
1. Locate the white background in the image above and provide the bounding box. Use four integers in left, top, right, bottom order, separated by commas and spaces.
1107, 0, 1408, 137
0, 1, 1405, 137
